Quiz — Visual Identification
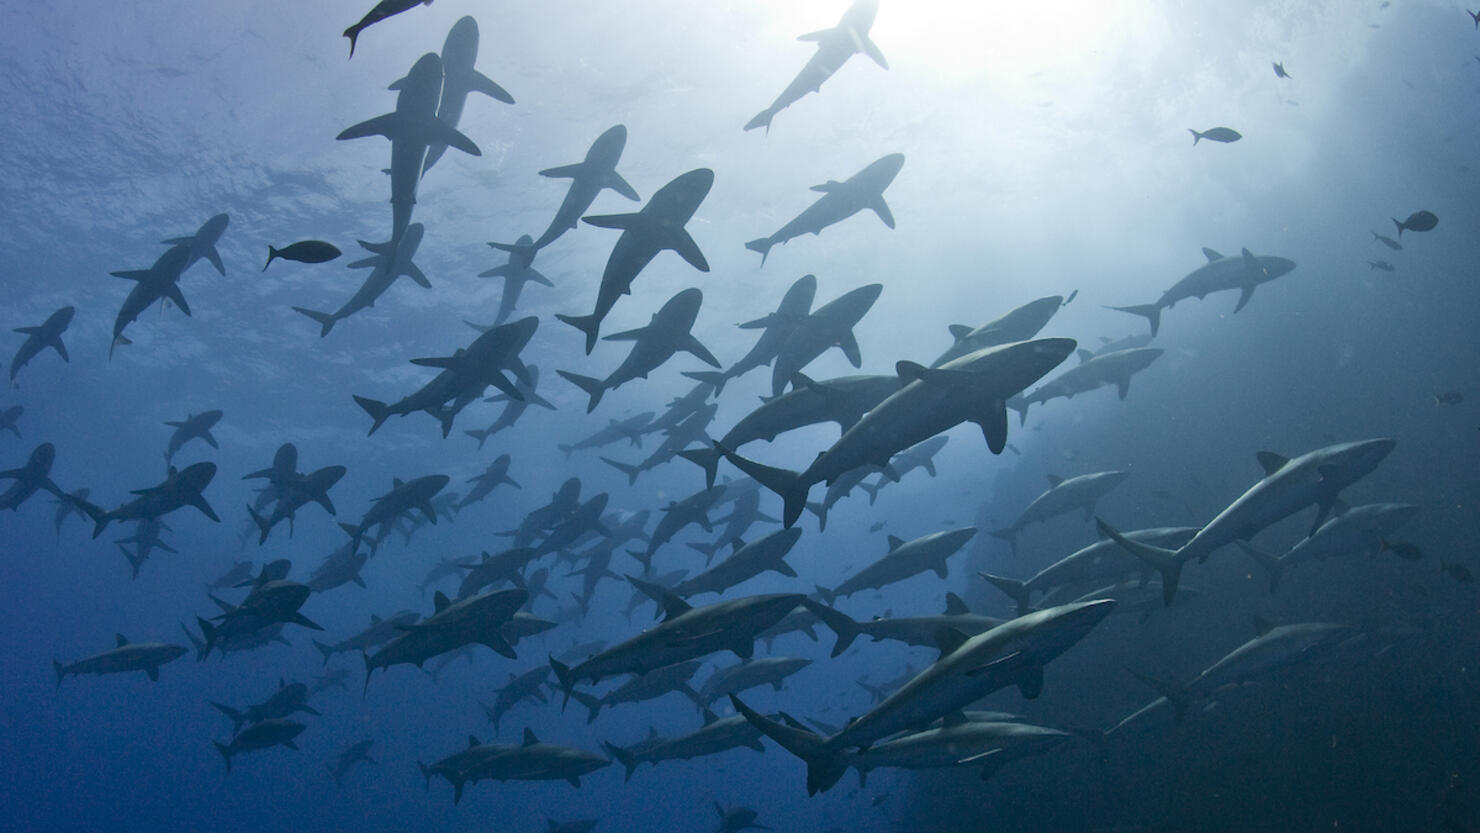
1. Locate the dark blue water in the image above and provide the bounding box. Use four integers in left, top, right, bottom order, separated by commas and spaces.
2, 2, 1478, 832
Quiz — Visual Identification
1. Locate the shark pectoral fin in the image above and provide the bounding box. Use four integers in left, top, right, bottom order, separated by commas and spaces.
165, 285, 192, 317
797, 27, 834, 41
205, 246, 225, 276
539, 162, 585, 179
602, 325, 649, 341
975, 402, 1009, 455
860, 36, 889, 69
288, 611, 324, 631
666, 229, 709, 272
406, 264, 432, 289
837, 332, 863, 368
482, 633, 517, 659
468, 69, 515, 104
682, 335, 722, 368
933, 626, 970, 657
337, 113, 401, 141
488, 372, 523, 402
582, 212, 644, 231
192, 495, 221, 523
870, 196, 895, 229
145, 665, 159, 681
427, 121, 481, 157
1016, 665, 1045, 699
606, 171, 640, 201
527, 268, 555, 287
1232, 285, 1257, 314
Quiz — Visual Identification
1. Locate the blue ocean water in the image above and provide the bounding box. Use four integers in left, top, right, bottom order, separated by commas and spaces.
2, 2, 1478, 832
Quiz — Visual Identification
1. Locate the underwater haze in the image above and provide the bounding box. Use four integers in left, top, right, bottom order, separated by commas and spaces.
3, 1, 1479, 832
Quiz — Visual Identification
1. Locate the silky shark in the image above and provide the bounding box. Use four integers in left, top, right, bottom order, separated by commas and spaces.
422, 17, 513, 174
557, 168, 713, 354
164, 409, 223, 463
980, 526, 1198, 617
464, 365, 556, 448
9, 305, 73, 385
363, 588, 528, 694
1009, 348, 1163, 425
559, 287, 719, 412
293, 222, 428, 337
601, 403, 717, 485
458, 454, 521, 510
719, 338, 1077, 528
1236, 502, 1419, 592
744, 0, 888, 133
603, 709, 766, 782
337, 53, 480, 247
817, 527, 977, 604
246, 465, 347, 544
480, 235, 553, 326
534, 124, 640, 250
990, 471, 1129, 553
0, 442, 62, 511
1097, 438, 1396, 605
931, 296, 1063, 368
731, 598, 1117, 794
54, 633, 187, 687
667, 527, 803, 598
684, 274, 816, 396
339, 473, 450, 554
805, 593, 1006, 658
109, 243, 192, 358
746, 154, 903, 265
82, 461, 219, 538
1108, 247, 1296, 336
769, 283, 882, 397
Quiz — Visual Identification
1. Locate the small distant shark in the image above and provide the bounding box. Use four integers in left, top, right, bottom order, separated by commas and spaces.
422, 17, 513, 174
1108, 247, 1296, 336
746, 154, 903, 266
559, 287, 720, 412
81, 461, 220, 538
479, 235, 553, 326
557, 168, 713, 353
0, 442, 62, 511
684, 274, 816, 396
109, 244, 193, 358
337, 54, 480, 248
769, 282, 883, 397
745, 0, 888, 133
9, 306, 74, 385
161, 214, 229, 276
293, 223, 427, 337
164, 409, 223, 463
533, 124, 640, 250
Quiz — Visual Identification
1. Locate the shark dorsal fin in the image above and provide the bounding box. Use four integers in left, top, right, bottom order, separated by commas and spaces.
934, 626, 970, 657
468, 735, 480, 748
370, 615, 382, 624
1046, 474, 1064, 488
943, 592, 969, 616
886, 535, 905, 551
659, 592, 692, 621
1253, 615, 1275, 637
1255, 452, 1288, 476
433, 591, 451, 613
392, 478, 405, 489
940, 710, 969, 728
947, 324, 972, 342
1202, 247, 1223, 262
701, 707, 718, 724
115, 633, 129, 647
522, 728, 539, 746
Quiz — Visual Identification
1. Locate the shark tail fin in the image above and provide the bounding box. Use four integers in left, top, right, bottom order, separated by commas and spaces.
571, 690, 603, 724
1129, 669, 1191, 725
312, 639, 335, 666
979, 572, 1033, 618
292, 306, 336, 338
246, 504, 273, 545
989, 527, 1019, 555
1096, 518, 1185, 606
729, 695, 842, 795
743, 108, 776, 133
53, 660, 65, 689
549, 656, 576, 708
554, 313, 601, 355
353, 396, 391, 435
1106, 304, 1162, 337
210, 701, 247, 734
1188, 128, 1202, 145
676, 444, 721, 490
464, 427, 492, 449
1007, 397, 1031, 427
744, 237, 775, 266
801, 598, 858, 658
557, 370, 605, 413
681, 370, 728, 397
1234, 541, 1285, 593
602, 741, 638, 782
194, 618, 217, 661
216, 741, 233, 773
714, 442, 808, 528
598, 456, 642, 486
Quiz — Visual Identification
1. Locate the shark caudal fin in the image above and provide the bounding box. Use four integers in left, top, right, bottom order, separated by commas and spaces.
246, 504, 273, 545
743, 107, 777, 133
728, 695, 845, 795
800, 598, 859, 658
599, 456, 642, 486
744, 237, 775, 266
555, 313, 602, 355
53, 659, 66, 689
676, 444, 722, 490
292, 307, 337, 338
1095, 518, 1186, 606
557, 371, 606, 413
570, 690, 604, 725
548, 657, 576, 708
216, 741, 234, 773
989, 527, 1019, 555
978, 572, 1033, 617
1234, 541, 1285, 593
681, 370, 729, 397
352, 396, 391, 435
601, 741, 639, 783
714, 442, 809, 528
312, 639, 336, 666
1106, 304, 1162, 337
210, 701, 248, 734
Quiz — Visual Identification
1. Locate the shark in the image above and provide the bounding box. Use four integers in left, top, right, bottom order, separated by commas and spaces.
1009, 348, 1163, 425
161, 213, 229, 276
54, 633, 187, 686
8, 305, 73, 385
479, 235, 553, 326
1108, 247, 1297, 336
533, 124, 641, 250
930, 296, 1064, 367
559, 287, 719, 412
0, 442, 62, 511
769, 283, 883, 396
990, 471, 1129, 552
745, 154, 902, 265
163, 409, 223, 463
293, 222, 428, 337
82, 461, 218, 537
744, 0, 888, 133
684, 274, 817, 396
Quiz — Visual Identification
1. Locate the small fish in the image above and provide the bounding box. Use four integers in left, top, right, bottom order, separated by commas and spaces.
1435, 391, 1464, 405
1370, 231, 1402, 250
1385, 541, 1422, 561
1393, 210, 1438, 238
264, 241, 342, 271
1272, 61, 1291, 79
1367, 260, 1396, 272
1441, 561, 1474, 584
1188, 127, 1242, 145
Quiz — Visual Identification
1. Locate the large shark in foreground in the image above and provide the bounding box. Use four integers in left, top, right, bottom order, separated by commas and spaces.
557, 168, 713, 353
719, 338, 1077, 528
745, 154, 903, 266
337, 53, 480, 247
1097, 438, 1396, 605
534, 124, 640, 250
1108, 247, 1296, 336
744, 0, 888, 133
293, 223, 428, 337
731, 598, 1117, 794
